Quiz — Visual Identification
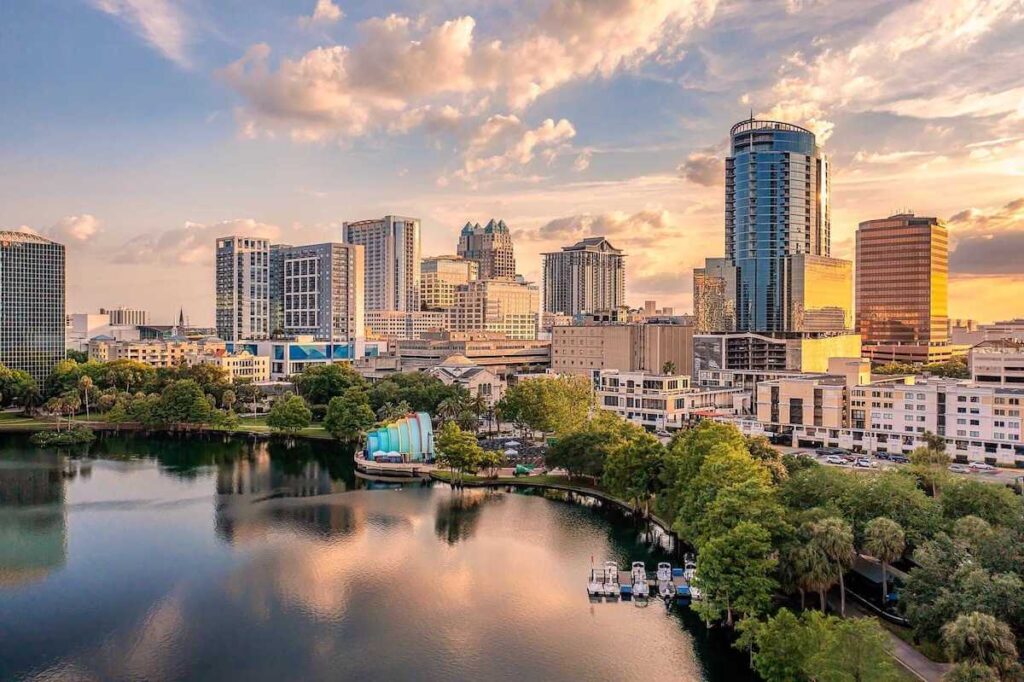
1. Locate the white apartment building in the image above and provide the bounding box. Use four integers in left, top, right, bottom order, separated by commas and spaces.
343, 216, 420, 312
66, 313, 141, 352
969, 340, 1024, 386
216, 236, 270, 342
89, 336, 226, 368
595, 370, 748, 431
365, 310, 447, 340
543, 237, 625, 317
186, 350, 270, 383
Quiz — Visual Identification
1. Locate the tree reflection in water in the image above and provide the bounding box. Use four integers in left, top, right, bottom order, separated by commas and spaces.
433, 488, 503, 545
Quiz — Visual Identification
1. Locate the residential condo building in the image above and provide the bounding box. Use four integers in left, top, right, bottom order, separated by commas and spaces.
281, 243, 365, 344
343, 216, 420, 312
0, 231, 65, 384
216, 236, 270, 342
457, 219, 516, 279
542, 237, 625, 317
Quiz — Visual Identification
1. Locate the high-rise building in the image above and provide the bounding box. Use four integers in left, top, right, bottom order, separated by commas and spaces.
693, 258, 737, 333
856, 213, 949, 360
281, 243, 365, 343
542, 237, 625, 317
269, 243, 292, 336
725, 119, 840, 332
216, 236, 270, 342
421, 255, 478, 310
457, 219, 516, 279
450, 279, 540, 340
99, 306, 149, 326
343, 216, 420, 312
0, 232, 65, 384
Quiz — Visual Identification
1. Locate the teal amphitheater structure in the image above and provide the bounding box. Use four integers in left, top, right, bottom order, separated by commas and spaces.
364, 412, 435, 463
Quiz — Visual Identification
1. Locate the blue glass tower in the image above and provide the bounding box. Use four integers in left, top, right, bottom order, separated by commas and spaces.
725, 119, 831, 332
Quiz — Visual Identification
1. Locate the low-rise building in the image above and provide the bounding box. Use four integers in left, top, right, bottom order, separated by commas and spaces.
88, 336, 225, 367
227, 337, 388, 380
427, 355, 504, 407
396, 331, 549, 378
693, 332, 862, 374
595, 369, 747, 431
186, 350, 270, 383
66, 313, 141, 352
449, 279, 540, 340
551, 322, 694, 378
969, 340, 1024, 386
365, 310, 447, 341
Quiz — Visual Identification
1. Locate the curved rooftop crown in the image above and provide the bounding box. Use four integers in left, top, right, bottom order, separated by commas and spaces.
730, 119, 814, 137
0, 230, 60, 245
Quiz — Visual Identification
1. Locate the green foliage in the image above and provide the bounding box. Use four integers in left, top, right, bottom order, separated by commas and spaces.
266, 393, 313, 435
864, 517, 906, 601
942, 612, 1022, 679
745, 436, 788, 484
544, 411, 638, 482
323, 390, 375, 442
809, 517, 856, 616
159, 380, 217, 427
292, 364, 367, 406
943, 662, 1002, 682
367, 372, 461, 414
695, 521, 777, 626
805, 616, 901, 682
941, 479, 1024, 529
656, 420, 747, 523
874, 357, 968, 379
30, 425, 95, 447
65, 349, 88, 363
496, 375, 593, 436
435, 421, 483, 482
0, 364, 38, 408
738, 609, 831, 682
602, 430, 664, 513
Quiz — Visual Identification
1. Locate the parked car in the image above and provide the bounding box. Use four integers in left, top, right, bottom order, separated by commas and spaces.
855, 458, 876, 468
874, 452, 891, 461
816, 447, 846, 457
825, 455, 847, 465
890, 455, 910, 464
969, 462, 997, 474
948, 464, 972, 474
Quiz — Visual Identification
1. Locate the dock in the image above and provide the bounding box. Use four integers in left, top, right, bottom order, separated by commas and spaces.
355, 458, 434, 478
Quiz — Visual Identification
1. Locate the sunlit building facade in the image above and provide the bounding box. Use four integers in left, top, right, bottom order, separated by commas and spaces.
343, 216, 420, 312
693, 258, 736, 333
216, 236, 270, 342
457, 219, 516, 280
420, 255, 478, 310
542, 237, 625, 317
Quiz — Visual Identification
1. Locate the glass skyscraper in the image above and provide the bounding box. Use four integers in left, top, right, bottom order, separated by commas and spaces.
0, 231, 65, 385
725, 119, 832, 332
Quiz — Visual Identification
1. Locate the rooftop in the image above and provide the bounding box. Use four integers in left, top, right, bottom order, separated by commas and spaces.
0, 230, 60, 246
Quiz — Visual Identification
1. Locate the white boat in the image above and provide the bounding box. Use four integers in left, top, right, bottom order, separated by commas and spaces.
683, 554, 697, 583
602, 561, 620, 598
587, 567, 606, 597
656, 562, 673, 582
631, 562, 649, 599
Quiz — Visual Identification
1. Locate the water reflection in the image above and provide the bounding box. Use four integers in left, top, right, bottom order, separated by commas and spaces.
0, 452, 69, 586
434, 488, 501, 545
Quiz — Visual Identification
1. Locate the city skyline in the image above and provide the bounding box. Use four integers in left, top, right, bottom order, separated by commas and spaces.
3, 0, 1023, 323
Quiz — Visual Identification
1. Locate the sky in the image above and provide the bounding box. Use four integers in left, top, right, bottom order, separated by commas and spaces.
2, 0, 1023, 326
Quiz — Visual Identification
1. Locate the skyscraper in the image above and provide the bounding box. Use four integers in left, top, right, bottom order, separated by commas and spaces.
856, 213, 949, 361
421, 255, 478, 311
725, 119, 842, 332
216, 236, 270, 342
268, 243, 293, 336
693, 258, 736, 333
0, 231, 65, 385
457, 219, 516, 279
343, 216, 420, 312
281, 243, 365, 343
450, 279, 540, 340
542, 237, 625, 317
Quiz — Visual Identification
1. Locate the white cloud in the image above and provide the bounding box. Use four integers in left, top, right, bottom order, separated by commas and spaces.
573, 149, 592, 172
13, 214, 102, 245
221, 0, 718, 141
852, 150, 933, 164
454, 115, 576, 183
299, 0, 343, 28
111, 218, 281, 265
677, 149, 723, 185
90, 0, 191, 67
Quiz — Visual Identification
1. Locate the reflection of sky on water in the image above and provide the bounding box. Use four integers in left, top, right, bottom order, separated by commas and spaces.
0, 435, 749, 681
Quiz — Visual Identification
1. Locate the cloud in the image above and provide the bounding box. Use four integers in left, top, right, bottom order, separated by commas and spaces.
531, 209, 680, 248
454, 115, 576, 182
221, 0, 718, 141
299, 0, 343, 28
677, 149, 723, 185
853, 150, 933, 164
757, 0, 1024, 142
14, 214, 102, 245
948, 197, 1024, 275
573, 149, 592, 172
110, 218, 282, 266
89, 0, 191, 67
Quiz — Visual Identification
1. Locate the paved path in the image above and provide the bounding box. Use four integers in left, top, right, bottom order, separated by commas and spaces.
828, 596, 950, 682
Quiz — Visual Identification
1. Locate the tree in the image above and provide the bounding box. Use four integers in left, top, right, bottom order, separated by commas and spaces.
221, 389, 236, 412
657, 420, 748, 523
234, 381, 263, 416
745, 436, 788, 484
943, 663, 1002, 682
376, 400, 412, 422
66, 349, 88, 363
602, 431, 664, 514
105, 400, 130, 431
323, 390, 375, 442
942, 479, 1023, 529
545, 412, 638, 483
942, 612, 1022, 680
102, 359, 156, 394
159, 380, 216, 427
266, 393, 312, 435
78, 375, 94, 421
661, 360, 677, 375
910, 431, 950, 497
694, 521, 777, 627
496, 375, 593, 438
810, 517, 856, 616
292, 364, 367, 405
805, 617, 901, 682
436, 395, 466, 424
795, 542, 836, 612
478, 450, 504, 478
739, 609, 831, 682
434, 421, 483, 483
864, 517, 906, 604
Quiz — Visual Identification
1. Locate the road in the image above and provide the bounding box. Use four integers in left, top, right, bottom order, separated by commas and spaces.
778, 446, 1023, 487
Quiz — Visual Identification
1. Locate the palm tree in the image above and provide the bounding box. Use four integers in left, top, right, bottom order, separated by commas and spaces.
795, 543, 836, 612
376, 401, 411, 422
78, 375, 94, 421
61, 390, 82, 427
661, 360, 677, 375
942, 612, 1020, 676
436, 396, 465, 424
863, 517, 906, 604
45, 396, 66, 431
811, 517, 855, 616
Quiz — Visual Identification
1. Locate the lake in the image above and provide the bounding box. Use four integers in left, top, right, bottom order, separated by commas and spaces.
0, 432, 752, 681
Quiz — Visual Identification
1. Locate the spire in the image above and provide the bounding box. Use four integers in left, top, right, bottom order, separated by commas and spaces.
177, 307, 185, 329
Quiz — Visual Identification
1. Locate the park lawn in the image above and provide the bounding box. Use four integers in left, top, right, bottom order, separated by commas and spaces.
0, 412, 56, 430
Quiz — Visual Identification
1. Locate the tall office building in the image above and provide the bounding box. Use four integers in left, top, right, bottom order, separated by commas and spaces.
268, 243, 292, 335
457, 219, 516, 279
216, 236, 270, 342
856, 213, 949, 362
450, 279, 540, 340
693, 258, 737, 333
421, 255, 478, 310
281, 243, 365, 343
343, 216, 420, 312
542, 237, 625, 317
0, 232, 65, 385
724, 119, 848, 333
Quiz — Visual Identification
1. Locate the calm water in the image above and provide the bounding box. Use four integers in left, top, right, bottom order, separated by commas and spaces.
0, 433, 752, 682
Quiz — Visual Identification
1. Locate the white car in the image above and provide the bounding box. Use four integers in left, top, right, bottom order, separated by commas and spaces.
825, 455, 846, 465
969, 462, 997, 474
855, 458, 876, 469
948, 464, 971, 474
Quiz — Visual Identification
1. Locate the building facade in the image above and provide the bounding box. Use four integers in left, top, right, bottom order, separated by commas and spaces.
457, 219, 516, 279
216, 236, 270, 342
0, 232, 65, 385
693, 332, 862, 374
542, 237, 625, 317
365, 310, 447, 340
596, 370, 747, 430
420, 255, 478, 310
280, 243, 365, 343
343, 216, 420, 312
227, 338, 388, 380
88, 336, 226, 367
693, 258, 737, 333
550, 322, 695, 378
449, 279, 540, 340
969, 340, 1024, 386
186, 350, 270, 383
99, 307, 148, 326
856, 213, 949, 362
396, 332, 550, 377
